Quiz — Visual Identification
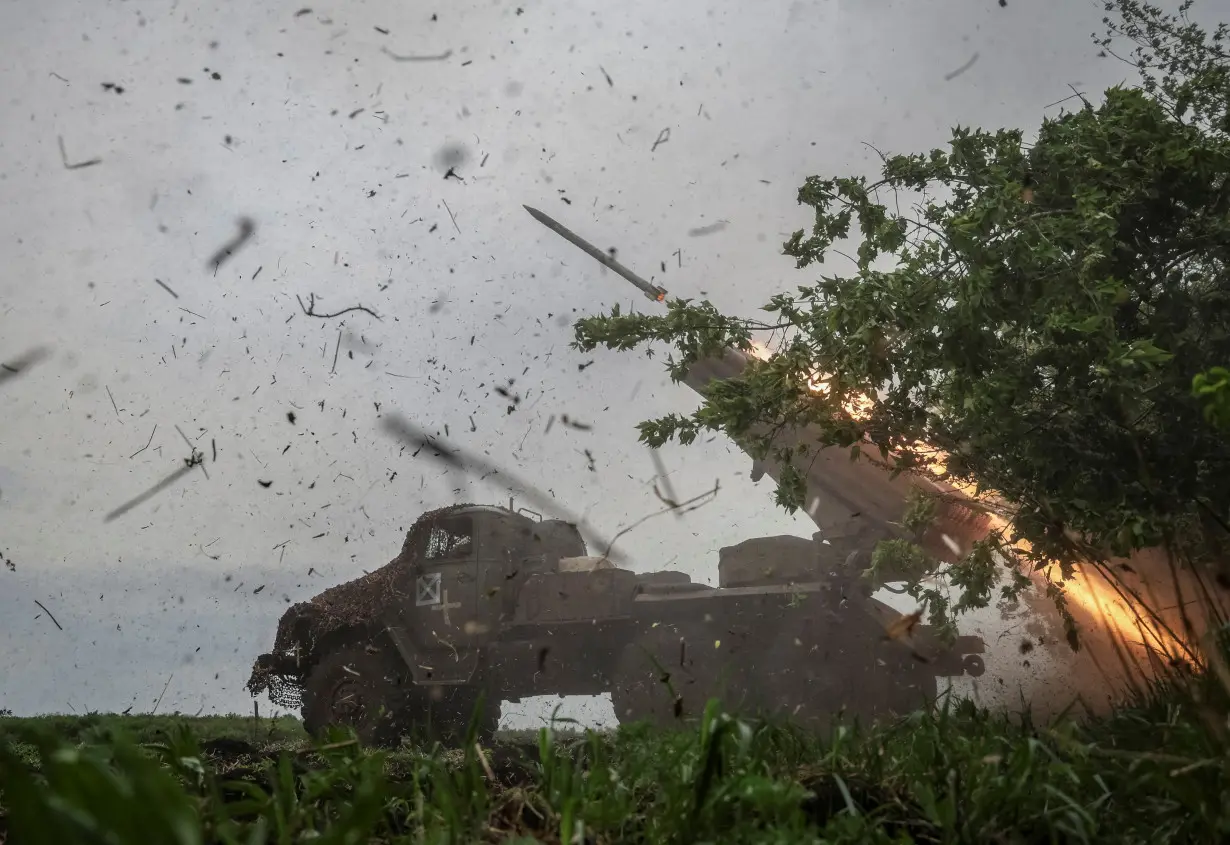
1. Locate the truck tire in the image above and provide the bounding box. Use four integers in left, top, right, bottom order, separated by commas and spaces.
759, 640, 937, 734
419, 684, 501, 744
610, 642, 677, 727
302, 640, 410, 747
610, 634, 755, 729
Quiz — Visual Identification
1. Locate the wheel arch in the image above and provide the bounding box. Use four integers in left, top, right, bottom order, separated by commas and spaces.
299, 629, 415, 745
304, 622, 404, 675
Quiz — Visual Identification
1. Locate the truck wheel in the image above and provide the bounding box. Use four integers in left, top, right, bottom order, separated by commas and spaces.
610, 639, 737, 729
754, 610, 936, 732
610, 643, 677, 728
302, 641, 409, 747
419, 684, 501, 745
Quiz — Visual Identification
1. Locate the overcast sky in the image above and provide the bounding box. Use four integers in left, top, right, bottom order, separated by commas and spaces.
1, 0, 1165, 727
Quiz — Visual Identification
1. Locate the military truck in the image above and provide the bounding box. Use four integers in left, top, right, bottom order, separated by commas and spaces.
247, 502, 986, 746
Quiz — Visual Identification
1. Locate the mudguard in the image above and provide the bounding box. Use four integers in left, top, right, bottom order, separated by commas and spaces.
384, 623, 481, 686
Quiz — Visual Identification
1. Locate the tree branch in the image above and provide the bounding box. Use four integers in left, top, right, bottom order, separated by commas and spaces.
296, 293, 381, 320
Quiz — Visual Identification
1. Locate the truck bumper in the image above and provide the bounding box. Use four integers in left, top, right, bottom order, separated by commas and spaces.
246, 652, 302, 694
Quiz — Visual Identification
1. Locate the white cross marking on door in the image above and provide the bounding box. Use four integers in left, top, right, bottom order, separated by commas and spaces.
431, 589, 463, 626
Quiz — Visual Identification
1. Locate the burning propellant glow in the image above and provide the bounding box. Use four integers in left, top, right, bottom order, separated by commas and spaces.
745, 340, 1185, 659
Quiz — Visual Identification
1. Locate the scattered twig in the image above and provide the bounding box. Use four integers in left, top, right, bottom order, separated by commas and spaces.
474, 742, 496, 780
687, 221, 728, 237
152, 672, 175, 715
442, 199, 461, 233
106, 385, 123, 421
943, 52, 980, 81
600, 480, 720, 560
648, 448, 682, 518
599, 65, 614, 86
651, 128, 670, 152
178, 307, 206, 320
0, 347, 51, 388
381, 46, 453, 62
330, 329, 342, 374
49, 72, 69, 83
297, 293, 381, 320
33, 599, 63, 631
174, 424, 208, 480
130, 424, 158, 458
207, 217, 256, 273
57, 135, 102, 170
298, 739, 359, 755
559, 414, 592, 431
153, 278, 179, 299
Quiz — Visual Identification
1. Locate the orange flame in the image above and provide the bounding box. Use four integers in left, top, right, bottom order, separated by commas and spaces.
745, 339, 1183, 658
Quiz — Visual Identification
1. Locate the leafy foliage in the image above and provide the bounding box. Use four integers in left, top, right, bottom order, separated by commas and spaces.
574, 0, 1230, 639
1194, 366, 1230, 429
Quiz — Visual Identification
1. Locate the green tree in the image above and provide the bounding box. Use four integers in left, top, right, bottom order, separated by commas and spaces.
574, 1, 1230, 646
1194, 366, 1230, 429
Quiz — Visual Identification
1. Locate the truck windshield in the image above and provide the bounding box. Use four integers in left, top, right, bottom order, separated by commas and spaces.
425, 516, 473, 561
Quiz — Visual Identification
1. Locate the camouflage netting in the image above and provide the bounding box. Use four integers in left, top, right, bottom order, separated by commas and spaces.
263, 671, 305, 710
285, 553, 415, 646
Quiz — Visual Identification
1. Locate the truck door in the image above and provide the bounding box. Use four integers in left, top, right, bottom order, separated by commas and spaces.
383, 515, 480, 684
411, 512, 480, 650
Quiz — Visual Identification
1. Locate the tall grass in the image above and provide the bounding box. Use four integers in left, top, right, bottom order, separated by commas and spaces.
1, 667, 1228, 844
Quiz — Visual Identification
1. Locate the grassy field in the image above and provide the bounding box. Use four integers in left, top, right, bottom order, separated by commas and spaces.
1, 672, 1229, 844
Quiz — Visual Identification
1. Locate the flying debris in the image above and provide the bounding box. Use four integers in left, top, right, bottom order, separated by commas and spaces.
0, 346, 52, 389
524, 205, 667, 302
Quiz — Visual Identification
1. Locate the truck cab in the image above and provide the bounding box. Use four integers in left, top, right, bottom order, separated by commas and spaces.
381, 505, 590, 681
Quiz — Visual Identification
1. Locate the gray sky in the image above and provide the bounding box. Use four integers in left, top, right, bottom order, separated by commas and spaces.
1, 0, 1155, 726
